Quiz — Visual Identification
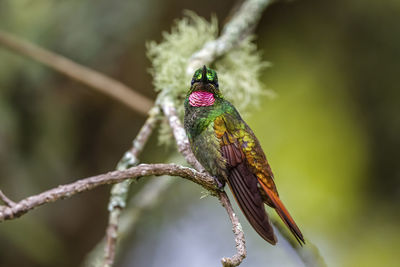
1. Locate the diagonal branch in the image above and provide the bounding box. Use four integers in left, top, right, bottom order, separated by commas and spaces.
103, 106, 160, 267
0, 189, 16, 207
219, 192, 246, 267
187, 0, 274, 75
0, 30, 153, 115
84, 177, 177, 267
160, 93, 205, 172
0, 163, 217, 222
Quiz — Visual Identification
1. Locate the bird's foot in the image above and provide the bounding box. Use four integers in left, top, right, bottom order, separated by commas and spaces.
214, 177, 226, 191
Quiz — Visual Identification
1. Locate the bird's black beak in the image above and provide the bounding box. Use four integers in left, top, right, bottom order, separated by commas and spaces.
201, 65, 208, 83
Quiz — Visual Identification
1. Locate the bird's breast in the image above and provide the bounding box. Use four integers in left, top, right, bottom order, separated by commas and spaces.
189, 121, 227, 178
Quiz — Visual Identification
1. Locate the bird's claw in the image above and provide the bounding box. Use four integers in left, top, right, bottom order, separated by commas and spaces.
215, 178, 226, 191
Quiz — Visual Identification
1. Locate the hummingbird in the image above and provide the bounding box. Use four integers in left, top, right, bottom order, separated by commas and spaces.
184, 66, 304, 245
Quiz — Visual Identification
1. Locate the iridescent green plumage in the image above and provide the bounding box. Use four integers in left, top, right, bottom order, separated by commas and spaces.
184, 66, 304, 245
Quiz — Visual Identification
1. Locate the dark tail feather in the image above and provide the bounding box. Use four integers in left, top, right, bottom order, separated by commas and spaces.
227, 163, 277, 244
258, 180, 305, 246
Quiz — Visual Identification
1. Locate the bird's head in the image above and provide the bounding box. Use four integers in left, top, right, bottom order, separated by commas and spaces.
186, 66, 222, 107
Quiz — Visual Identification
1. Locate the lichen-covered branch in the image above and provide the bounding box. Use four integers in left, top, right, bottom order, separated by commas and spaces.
0, 163, 217, 222
187, 0, 274, 75
0, 30, 153, 115
160, 93, 205, 172
103, 106, 161, 267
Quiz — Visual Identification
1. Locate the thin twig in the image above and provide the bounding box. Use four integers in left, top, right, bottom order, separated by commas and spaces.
0, 190, 16, 207
219, 192, 246, 267
0, 30, 153, 115
84, 177, 176, 267
103, 106, 160, 267
160, 93, 205, 172
0, 163, 217, 222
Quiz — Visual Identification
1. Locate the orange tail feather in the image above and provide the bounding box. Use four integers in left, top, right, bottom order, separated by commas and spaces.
258, 179, 305, 245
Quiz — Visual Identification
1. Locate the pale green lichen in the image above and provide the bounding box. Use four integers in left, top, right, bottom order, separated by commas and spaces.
147, 11, 273, 145
147, 11, 218, 100
215, 36, 275, 113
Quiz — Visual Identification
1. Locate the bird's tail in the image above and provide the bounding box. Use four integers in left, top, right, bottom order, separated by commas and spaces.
258, 179, 305, 245
226, 163, 277, 245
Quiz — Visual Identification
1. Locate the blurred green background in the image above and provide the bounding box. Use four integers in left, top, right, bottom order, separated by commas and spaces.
0, 0, 399, 266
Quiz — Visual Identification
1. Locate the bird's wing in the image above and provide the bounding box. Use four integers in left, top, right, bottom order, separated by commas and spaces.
214, 114, 277, 244
215, 112, 304, 245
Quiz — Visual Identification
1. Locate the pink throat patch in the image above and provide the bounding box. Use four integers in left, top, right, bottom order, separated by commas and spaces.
189, 91, 215, 107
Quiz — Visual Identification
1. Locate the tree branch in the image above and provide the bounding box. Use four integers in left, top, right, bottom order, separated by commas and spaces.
0, 163, 217, 222
219, 192, 246, 267
103, 106, 160, 267
187, 0, 274, 75
160, 94, 205, 172
0, 30, 153, 115
0, 189, 16, 207
84, 174, 177, 267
